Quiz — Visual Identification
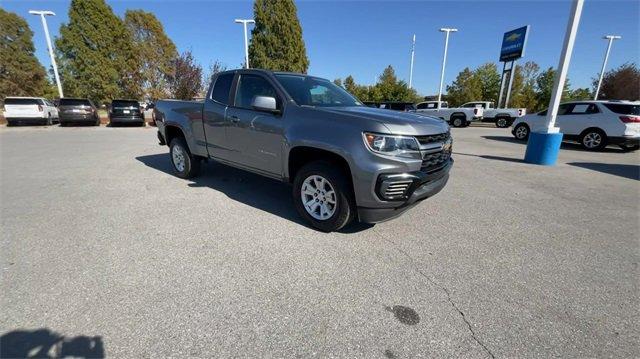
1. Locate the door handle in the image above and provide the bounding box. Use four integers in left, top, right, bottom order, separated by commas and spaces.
230, 115, 240, 123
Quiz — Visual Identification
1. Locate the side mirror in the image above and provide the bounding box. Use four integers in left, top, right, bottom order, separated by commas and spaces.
251, 96, 279, 113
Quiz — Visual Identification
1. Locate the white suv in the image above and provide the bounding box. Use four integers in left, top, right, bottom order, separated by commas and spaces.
511, 100, 640, 151
3, 97, 59, 126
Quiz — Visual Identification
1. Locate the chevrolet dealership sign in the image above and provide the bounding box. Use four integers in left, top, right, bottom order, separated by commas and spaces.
500, 26, 530, 62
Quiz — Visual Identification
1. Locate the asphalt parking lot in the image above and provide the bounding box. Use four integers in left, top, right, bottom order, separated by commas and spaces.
1, 124, 638, 358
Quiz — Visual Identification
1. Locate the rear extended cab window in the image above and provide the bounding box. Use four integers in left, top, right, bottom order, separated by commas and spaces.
59, 99, 92, 107
211, 73, 234, 104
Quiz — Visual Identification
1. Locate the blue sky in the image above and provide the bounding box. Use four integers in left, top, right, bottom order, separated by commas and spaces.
3, 0, 639, 96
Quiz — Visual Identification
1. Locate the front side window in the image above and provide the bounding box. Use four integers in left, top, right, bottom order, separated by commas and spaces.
275, 74, 361, 107
211, 73, 234, 105
235, 74, 278, 109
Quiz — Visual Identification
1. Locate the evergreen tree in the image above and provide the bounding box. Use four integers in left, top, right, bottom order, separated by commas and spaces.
125, 10, 177, 101
56, 0, 142, 104
592, 63, 639, 100
569, 88, 592, 101
473, 63, 501, 102
248, 0, 309, 73
371, 66, 420, 102
168, 51, 202, 100
446, 67, 482, 106
333, 78, 343, 87
0, 9, 52, 99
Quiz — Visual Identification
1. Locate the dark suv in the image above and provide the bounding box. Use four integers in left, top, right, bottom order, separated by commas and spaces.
108, 99, 144, 126
58, 98, 100, 126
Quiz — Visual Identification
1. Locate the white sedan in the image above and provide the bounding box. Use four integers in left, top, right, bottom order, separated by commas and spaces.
511, 100, 640, 151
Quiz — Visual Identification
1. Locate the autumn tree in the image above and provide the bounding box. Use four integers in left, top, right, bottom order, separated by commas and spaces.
125, 10, 177, 101
473, 63, 501, 103
168, 51, 202, 100
593, 63, 639, 100
56, 0, 141, 104
0, 9, 54, 99
248, 0, 309, 73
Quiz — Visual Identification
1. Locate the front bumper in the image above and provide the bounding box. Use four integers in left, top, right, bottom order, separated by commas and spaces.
357, 159, 452, 223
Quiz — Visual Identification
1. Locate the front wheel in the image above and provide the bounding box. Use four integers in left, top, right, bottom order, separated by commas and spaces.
169, 137, 201, 179
451, 116, 465, 128
293, 161, 355, 232
513, 123, 530, 141
620, 144, 639, 152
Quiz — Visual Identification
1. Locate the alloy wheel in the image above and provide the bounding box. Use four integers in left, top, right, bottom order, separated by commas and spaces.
300, 175, 337, 220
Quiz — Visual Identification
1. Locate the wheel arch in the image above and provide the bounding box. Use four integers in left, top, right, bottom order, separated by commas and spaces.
287, 146, 354, 189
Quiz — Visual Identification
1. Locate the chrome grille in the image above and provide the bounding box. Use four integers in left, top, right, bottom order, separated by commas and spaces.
415, 131, 450, 145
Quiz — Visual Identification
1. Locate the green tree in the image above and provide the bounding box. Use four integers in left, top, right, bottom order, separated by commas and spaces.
125, 10, 177, 101
569, 88, 592, 101
446, 67, 482, 106
168, 51, 202, 100
510, 61, 540, 110
56, 0, 141, 105
473, 63, 501, 102
535, 67, 571, 111
248, 0, 309, 73
333, 78, 343, 87
0, 9, 53, 99
371, 66, 420, 102
592, 63, 639, 100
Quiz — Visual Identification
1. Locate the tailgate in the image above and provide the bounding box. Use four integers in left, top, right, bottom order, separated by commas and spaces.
5, 104, 40, 117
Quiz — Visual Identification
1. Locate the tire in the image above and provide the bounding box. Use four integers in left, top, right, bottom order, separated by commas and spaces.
451, 116, 465, 128
513, 123, 530, 141
580, 128, 607, 151
169, 137, 201, 179
45, 115, 52, 126
496, 117, 510, 128
620, 144, 639, 152
293, 161, 355, 232
6, 120, 15, 127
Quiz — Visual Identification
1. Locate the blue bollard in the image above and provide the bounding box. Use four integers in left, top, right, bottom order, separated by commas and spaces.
524, 131, 564, 166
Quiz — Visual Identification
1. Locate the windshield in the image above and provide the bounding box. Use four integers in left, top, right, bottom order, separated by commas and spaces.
275, 74, 362, 107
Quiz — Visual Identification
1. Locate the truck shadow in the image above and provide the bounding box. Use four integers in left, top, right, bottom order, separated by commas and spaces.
1, 328, 104, 358
135, 154, 372, 233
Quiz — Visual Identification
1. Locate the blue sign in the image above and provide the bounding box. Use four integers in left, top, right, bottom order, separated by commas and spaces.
500, 26, 529, 62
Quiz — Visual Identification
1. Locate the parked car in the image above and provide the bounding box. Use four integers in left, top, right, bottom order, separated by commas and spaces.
461, 101, 526, 128
57, 98, 100, 126
154, 69, 453, 232
108, 99, 145, 126
415, 101, 483, 128
2, 97, 59, 126
363, 102, 417, 112
511, 100, 640, 151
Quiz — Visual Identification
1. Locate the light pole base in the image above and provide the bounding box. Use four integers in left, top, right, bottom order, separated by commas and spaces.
524, 131, 564, 166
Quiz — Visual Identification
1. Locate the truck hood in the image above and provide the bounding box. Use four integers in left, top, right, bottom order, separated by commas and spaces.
313, 106, 449, 135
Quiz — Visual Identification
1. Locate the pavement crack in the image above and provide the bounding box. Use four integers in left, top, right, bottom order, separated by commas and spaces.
378, 233, 495, 359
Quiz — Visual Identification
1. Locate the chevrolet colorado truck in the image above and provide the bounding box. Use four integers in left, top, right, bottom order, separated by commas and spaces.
461, 101, 526, 128
154, 69, 453, 232
415, 101, 483, 128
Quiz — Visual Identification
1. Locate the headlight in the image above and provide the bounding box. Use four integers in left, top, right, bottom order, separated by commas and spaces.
363, 132, 420, 158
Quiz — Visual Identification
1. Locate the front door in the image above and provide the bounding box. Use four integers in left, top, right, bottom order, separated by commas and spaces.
225, 73, 285, 177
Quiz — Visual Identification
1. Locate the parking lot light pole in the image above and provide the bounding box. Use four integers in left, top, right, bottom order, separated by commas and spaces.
409, 34, 416, 89
437, 28, 457, 110
29, 10, 63, 98
524, 0, 584, 166
235, 19, 255, 69
594, 35, 621, 100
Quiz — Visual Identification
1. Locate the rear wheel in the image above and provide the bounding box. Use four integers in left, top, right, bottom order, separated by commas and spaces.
169, 137, 201, 179
580, 129, 607, 151
513, 123, 530, 141
496, 117, 510, 128
451, 116, 466, 128
293, 161, 355, 232
45, 115, 52, 126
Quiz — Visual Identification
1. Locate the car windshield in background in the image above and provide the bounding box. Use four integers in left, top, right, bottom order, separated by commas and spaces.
275, 74, 361, 107
112, 100, 138, 108
4, 98, 42, 105
604, 103, 640, 115
59, 99, 91, 107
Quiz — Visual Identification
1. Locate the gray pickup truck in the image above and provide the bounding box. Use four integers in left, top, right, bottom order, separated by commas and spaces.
154, 69, 453, 231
